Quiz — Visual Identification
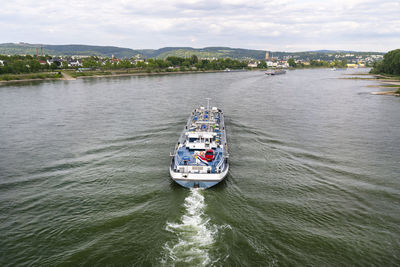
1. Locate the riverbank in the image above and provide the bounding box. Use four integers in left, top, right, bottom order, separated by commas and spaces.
0, 72, 63, 84
0, 69, 240, 84
336, 72, 400, 96
73, 69, 231, 79
370, 90, 400, 96
368, 74, 400, 96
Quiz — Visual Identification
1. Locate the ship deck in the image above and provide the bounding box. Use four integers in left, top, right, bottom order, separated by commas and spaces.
176, 147, 224, 167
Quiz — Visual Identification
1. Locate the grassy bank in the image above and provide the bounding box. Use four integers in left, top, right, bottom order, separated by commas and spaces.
63, 68, 229, 78
369, 74, 400, 96
0, 72, 62, 81
0, 68, 233, 83
64, 70, 113, 78
374, 74, 400, 80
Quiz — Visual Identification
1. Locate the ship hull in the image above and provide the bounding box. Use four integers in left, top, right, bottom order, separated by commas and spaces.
170, 163, 229, 188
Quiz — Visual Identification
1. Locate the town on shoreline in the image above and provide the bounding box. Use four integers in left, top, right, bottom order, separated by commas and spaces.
0, 49, 399, 97
0, 49, 383, 82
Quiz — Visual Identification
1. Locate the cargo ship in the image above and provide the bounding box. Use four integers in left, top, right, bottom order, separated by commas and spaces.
169, 101, 229, 188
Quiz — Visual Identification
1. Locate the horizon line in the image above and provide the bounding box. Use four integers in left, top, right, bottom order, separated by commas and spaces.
2, 42, 389, 54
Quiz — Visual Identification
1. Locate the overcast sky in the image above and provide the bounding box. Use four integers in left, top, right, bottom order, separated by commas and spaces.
1, 0, 399, 52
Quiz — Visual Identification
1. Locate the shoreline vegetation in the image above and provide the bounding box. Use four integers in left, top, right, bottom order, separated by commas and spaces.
0, 54, 251, 84
0, 69, 243, 84
368, 48, 400, 96
0, 53, 366, 84
0, 72, 63, 82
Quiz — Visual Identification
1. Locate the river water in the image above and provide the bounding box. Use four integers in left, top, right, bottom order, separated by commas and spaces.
1, 69, 399, 266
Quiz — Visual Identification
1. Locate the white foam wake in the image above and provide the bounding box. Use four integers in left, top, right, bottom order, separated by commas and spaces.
162, 189, 218, 266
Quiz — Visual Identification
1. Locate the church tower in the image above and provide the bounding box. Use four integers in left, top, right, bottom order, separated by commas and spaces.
265, 52, 269, 60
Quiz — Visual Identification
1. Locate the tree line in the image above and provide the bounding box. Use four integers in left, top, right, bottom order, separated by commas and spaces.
370, 49, 400, 75
0, 55, 60, 74
0, 54, 250, 75
82, 55, 248, 71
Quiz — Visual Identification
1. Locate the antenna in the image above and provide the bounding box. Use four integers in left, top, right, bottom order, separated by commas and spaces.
205, 98, 211, 111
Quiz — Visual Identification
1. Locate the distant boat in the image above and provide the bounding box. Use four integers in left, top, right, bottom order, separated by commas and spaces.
265, 69, 286, 75
331, 67, 337, 71
224, 68, 231, 72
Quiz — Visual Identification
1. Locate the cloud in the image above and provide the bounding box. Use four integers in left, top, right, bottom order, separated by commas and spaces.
0, 0, 399, 51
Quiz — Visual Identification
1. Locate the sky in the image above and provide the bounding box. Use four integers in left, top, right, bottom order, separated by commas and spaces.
1, 0, 399, 52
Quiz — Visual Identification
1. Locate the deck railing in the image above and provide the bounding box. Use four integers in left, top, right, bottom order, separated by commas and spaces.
215, 152, 226, 172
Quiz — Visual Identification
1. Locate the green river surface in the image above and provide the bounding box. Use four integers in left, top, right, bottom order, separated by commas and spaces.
0, 69, 399, 266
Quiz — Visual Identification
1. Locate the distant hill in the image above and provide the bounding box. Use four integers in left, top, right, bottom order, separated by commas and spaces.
310, 50, 357, 53
0, 43, 142, 58
0, 43, 267, 59
0, 43, 385, 60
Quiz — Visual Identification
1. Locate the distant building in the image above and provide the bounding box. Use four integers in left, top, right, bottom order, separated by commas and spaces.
265, 52, 269, 60
346, 63, 358, 68
112, 58, 120, 64
68, 60, 82, 67
278, 61, 289, 68
247, 62, 258, 68
47, 58, 64, 67
0, 60, 3, 66
266, 61, 274, 67
132, 59, 144, 64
